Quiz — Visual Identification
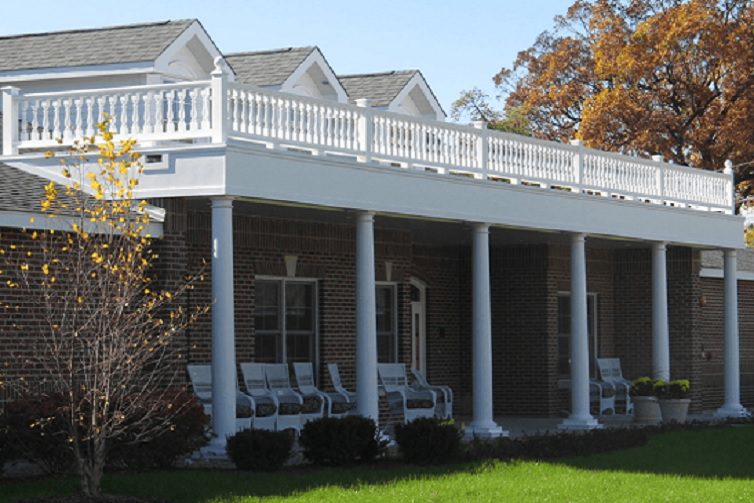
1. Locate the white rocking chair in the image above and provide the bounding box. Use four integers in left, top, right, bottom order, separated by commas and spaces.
327, 363, 356, 405
186, 364, 255, 432
597, 358, 634, 415
378, 363, 436, 424
411, 368, 453, 419
240, 362, 299, 432
293, 362, 354, 418
264, 363, 318, 428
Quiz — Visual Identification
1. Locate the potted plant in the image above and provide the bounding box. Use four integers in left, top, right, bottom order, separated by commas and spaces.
630, 377, 662, 424
656, 379, 691, 423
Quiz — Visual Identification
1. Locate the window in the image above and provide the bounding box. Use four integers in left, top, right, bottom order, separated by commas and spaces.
254, 278, 317, 364
557, 293, 598, 378
376, 283, 398, 363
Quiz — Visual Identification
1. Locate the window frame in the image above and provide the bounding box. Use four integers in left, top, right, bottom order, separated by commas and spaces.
254, 275, 320, 371
556, 291, 599, 379
376, 281, 399, 363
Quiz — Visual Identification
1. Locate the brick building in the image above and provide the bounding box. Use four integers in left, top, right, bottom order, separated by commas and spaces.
0, 20, 750, 447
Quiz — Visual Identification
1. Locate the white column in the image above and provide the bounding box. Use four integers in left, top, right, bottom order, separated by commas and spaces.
355, 211, 379, 422
560, 233, 601, 430
209, 196, 236, 449
468, 223, 506, 437
652, 242, 670, 381
715, 249, 751, 418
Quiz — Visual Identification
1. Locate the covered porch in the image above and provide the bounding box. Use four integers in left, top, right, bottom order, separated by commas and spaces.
172, 196, 749, 449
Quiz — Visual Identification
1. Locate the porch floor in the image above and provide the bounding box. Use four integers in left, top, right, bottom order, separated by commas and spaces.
454, 412, 717, 438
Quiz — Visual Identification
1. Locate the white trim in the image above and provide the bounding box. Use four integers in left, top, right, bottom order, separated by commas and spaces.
0, 62, 154, 82
0, 210, 163, 237
557, 291, 599, 378
280, 49, 348, 103
154, 21, 227, 80
388, 73, 445, 121
699, 267, 754, 281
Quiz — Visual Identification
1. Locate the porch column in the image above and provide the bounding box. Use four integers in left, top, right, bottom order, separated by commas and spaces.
210, 196, 236, 448
560, 233, 601, 430
355, 211, 379, 422
468, 223, 506, 437
652, 242, 670, 381
715, 249, 751, 418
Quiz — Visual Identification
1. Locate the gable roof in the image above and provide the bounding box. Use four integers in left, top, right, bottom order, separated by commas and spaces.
225, 47, 316, 86
0, 19, 195, 73
338, 70, 419, 107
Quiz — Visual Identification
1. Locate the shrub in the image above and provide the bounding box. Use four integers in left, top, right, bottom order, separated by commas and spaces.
108, 391, 210, 470
227, 429, 293, 471
655, 379, 691, 400
395, 417, 463, 464
0, 395, 74, 475
300, 416, 383, 466
464, 427, 650, 462
630, 377, 660, 397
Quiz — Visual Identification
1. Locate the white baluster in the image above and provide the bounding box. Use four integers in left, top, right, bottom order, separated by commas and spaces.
20, 100, 29, 142
201, 87, 211, 131
84, 98, 94, 138
51, 100, 62, 142
73, 99, 83, 139
130, 94, 140, 135
166, 90, 176, 133
189, 88, 199, 131
177, 90, 187, 133
143, 93, 153, 135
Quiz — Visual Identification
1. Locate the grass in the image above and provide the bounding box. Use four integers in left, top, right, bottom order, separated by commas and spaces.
2, 426, 753, 502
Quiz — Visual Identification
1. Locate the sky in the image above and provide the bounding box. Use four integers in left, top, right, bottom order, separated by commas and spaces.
0, 0, 572, 116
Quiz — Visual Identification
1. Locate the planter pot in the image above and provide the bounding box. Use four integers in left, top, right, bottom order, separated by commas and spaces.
633, 396, 661, 424
659, 398, 691, 424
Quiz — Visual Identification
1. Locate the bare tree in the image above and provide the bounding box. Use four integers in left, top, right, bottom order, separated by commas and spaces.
0, 121, 207, 496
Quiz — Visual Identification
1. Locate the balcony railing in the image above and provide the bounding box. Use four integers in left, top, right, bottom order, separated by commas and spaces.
1, 69, 735, 215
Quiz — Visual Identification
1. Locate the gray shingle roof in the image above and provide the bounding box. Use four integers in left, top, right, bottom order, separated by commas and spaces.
225, 47, 315, 86
0, 20, 195, 73
0, 163, 69, 213
338, 70, 419, 107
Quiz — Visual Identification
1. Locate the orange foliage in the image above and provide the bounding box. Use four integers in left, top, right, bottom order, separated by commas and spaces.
499, 0, 754, 204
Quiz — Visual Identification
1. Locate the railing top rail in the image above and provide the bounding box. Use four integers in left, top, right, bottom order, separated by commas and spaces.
228, 81, 359, 111
21, 80, 211, 100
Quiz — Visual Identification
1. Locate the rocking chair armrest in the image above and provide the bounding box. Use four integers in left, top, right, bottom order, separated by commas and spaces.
404, 387, 436, 404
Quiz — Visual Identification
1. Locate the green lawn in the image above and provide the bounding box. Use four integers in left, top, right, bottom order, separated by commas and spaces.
2, 426, 753, 502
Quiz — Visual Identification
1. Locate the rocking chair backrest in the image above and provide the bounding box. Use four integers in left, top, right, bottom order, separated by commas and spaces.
378, 363, 408, 393
265, 363, 293, 391
327, 363, 343, 388
187, 364, 212, 402
411, 368, 430, 387
240, 362, 269, 396
293, 362, 318, 394
597, 358, 624, 382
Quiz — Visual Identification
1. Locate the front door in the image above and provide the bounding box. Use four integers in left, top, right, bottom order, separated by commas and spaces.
410, 279, 427, 373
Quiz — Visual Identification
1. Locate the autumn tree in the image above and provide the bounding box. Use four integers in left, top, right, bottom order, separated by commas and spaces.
0, 121, 207, 496
456, 0, 754, 204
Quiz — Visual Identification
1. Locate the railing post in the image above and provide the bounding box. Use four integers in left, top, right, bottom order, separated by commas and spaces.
724, 159, 735, 214
472, 121, 488, 180
211, 56, 229, 144
2, 86, 20, 155
355, 98, 373, 163
652, 155, 665, 204
570, 139, 583, 194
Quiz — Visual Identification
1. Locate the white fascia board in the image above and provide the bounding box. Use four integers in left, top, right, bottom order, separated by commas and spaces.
0, 210, 163, 238
280, 49, 348, 103
3, 144, 226, 202
388, 73, 445, 121
154, 21, 229, 79
0, 62, 153, 83
699, 267, 754, 281
224, 144, 745, 249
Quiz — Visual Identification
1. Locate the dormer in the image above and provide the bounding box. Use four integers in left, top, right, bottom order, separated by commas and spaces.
339, 70, 445, 121
225, 47, 347, 103
0, 19, 225, 96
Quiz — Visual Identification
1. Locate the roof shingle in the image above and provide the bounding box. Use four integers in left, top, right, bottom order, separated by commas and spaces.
225, 47, 315, 87
338, 70, 419, 107
0, 19, 194, 73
